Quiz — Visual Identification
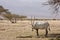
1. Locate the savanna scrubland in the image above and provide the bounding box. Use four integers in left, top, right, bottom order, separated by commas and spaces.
0, 20, 60, 40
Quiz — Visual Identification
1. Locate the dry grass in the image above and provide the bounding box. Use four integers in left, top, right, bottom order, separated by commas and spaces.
0, 20, 60, 40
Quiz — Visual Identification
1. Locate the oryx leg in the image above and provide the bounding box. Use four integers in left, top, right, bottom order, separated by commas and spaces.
45, 28, 48, 37
36, 29, 39, 36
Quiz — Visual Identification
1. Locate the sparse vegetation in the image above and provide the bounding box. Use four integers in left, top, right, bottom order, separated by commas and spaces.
0, 20, 60, 40
0, 2, 60, 40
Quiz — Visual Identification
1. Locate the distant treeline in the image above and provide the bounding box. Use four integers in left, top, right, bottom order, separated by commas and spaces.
1, 18, 60, 21
9, 18, 60, 21
22, 18, 60, 21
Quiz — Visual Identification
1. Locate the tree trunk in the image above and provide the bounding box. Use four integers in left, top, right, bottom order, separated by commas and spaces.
14, 18, 16, 23
9, 19, 14, 23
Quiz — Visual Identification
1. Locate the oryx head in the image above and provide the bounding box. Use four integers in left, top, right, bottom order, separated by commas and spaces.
31, 16, 36, 31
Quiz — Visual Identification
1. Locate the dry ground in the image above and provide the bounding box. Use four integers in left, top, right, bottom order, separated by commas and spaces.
0, 20, 60, 40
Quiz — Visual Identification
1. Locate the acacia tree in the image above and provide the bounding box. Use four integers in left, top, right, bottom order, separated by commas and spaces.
43, 0, 60, 18
0, 6, 27, 23
11, 14, 21, 23
3, 13, 27, 23
11, 14, 27, 22
0, 6, 8, 14
3, 13, 18, 23
3, 12, 13, 23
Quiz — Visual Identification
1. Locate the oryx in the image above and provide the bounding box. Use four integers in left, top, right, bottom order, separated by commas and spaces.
31, 16, 50, 37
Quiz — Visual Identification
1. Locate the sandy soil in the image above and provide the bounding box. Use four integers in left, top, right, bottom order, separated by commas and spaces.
0, 20, 60, 40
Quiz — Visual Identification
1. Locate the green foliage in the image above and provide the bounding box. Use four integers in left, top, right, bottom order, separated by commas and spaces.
18, 15, 27, 18
44, 0, 60, 13
0, 6, 8, 12
3, 13, 13, 20
3, 13, 27, 21
11, 14, 27, 19
43, 0, 60, 17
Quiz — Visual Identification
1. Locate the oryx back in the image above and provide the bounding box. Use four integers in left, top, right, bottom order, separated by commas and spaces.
32, 21, 49, 29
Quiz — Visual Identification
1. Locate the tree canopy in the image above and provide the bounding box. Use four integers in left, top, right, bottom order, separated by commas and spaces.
43, 0, 60, 17
0, 6, 8, 13
3, 13, 27, 20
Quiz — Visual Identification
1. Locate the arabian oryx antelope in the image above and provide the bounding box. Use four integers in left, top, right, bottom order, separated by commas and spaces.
31, 17, 50, 37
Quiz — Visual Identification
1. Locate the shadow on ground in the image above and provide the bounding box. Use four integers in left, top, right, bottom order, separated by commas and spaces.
16, 35, 32, 38
48, 34, 60, 38
16, 33, 60, 38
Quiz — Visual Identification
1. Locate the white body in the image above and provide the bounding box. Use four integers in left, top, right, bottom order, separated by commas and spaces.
32, 21, 49, 29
